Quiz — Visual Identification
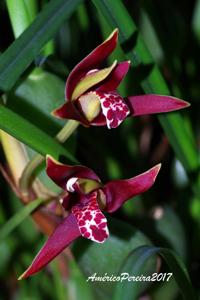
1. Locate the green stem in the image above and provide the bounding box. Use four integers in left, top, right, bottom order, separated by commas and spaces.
56, 120, 79, 143
20, 120, 79, 195
20, 154, 44, 196
0, 196, 58, 243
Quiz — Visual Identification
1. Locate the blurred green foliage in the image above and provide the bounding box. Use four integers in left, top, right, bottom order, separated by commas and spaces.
0, 0, 200, 299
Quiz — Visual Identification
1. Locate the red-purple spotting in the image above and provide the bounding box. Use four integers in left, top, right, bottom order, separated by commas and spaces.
19, 156, 161, 279
53, 29, 189, 128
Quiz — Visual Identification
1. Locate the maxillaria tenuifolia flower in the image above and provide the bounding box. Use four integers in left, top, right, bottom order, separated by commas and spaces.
53, 29, 189, 129
19, 156, 161, 279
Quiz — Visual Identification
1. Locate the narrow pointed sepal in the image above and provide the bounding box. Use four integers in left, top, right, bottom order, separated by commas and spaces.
103, 164, 161, 213
18, 214, 81, 279
46, 156, 100, 189
127, 95, 190, 116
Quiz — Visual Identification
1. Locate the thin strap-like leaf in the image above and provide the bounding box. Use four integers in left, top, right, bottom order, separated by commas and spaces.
0, 105, 77, 163
0, 198, 44, 242
0, 0, 82, 91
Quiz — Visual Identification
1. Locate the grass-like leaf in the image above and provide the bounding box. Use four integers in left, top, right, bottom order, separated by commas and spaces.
0, 198, 44, 243
0, 0, 82, 91
0, 105, 77, 163
113, 245, 197, 300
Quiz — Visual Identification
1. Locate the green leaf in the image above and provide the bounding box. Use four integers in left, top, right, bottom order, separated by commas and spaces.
73, 217, 155, 300
0, 105, 77, 162
7, 70, 66, 136
153, 207, 186, 259
92, 0, 199, 173
0, 198, 44, 243
113, 246, 197, 300
6, 0, 37, 38
150, 277, 179, 300
140, 206, 187, 259
192, 0, 200, 43
51, 261, 68, 300
66, 260, 94, 300
0, 0, 82, 91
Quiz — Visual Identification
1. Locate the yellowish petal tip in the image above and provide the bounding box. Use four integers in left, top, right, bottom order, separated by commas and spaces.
18, 271, 26, 281
51, 109, 61, 119
111, 28, 119, 35
51, 110, 56, 116
46, 154, 52, 161
155, 163, 162, 172
46, 155, 66, 166
106, 28, 119, 42
152, 164, 162, 179
185, 101, 191, 107
113, 60, 118, 67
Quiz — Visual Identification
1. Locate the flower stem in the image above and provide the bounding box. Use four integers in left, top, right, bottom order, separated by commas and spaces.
56, 120, 79, 143
20, 120, 79, 196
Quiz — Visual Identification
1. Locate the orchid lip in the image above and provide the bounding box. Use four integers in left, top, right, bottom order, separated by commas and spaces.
71, 191, 109, 243
94, 91, 130, 129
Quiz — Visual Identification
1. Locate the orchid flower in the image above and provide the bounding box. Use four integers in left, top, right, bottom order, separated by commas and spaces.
19, 156, 161, 279
53, 29, 189, 129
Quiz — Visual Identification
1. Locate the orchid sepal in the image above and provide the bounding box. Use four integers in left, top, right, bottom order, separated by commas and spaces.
103, 164, 161, 213
18, 213, 81, 280
127, 94, 190, 116
46, 155, 101, 190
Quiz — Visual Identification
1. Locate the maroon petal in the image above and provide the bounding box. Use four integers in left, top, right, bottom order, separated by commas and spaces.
103, 164, 161, 213
60, 192, 79, 210
52, 101, 89, 126
46, 156, 100, 190
126, 94, 190, 116
18, 214, 81, 279
97, 61, 130, 92
72, 191, 109, 243
66, 29, 118, 100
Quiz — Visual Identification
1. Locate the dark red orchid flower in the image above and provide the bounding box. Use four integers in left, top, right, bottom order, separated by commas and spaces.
53, 29, 189, 129
19, 156, 161, 279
